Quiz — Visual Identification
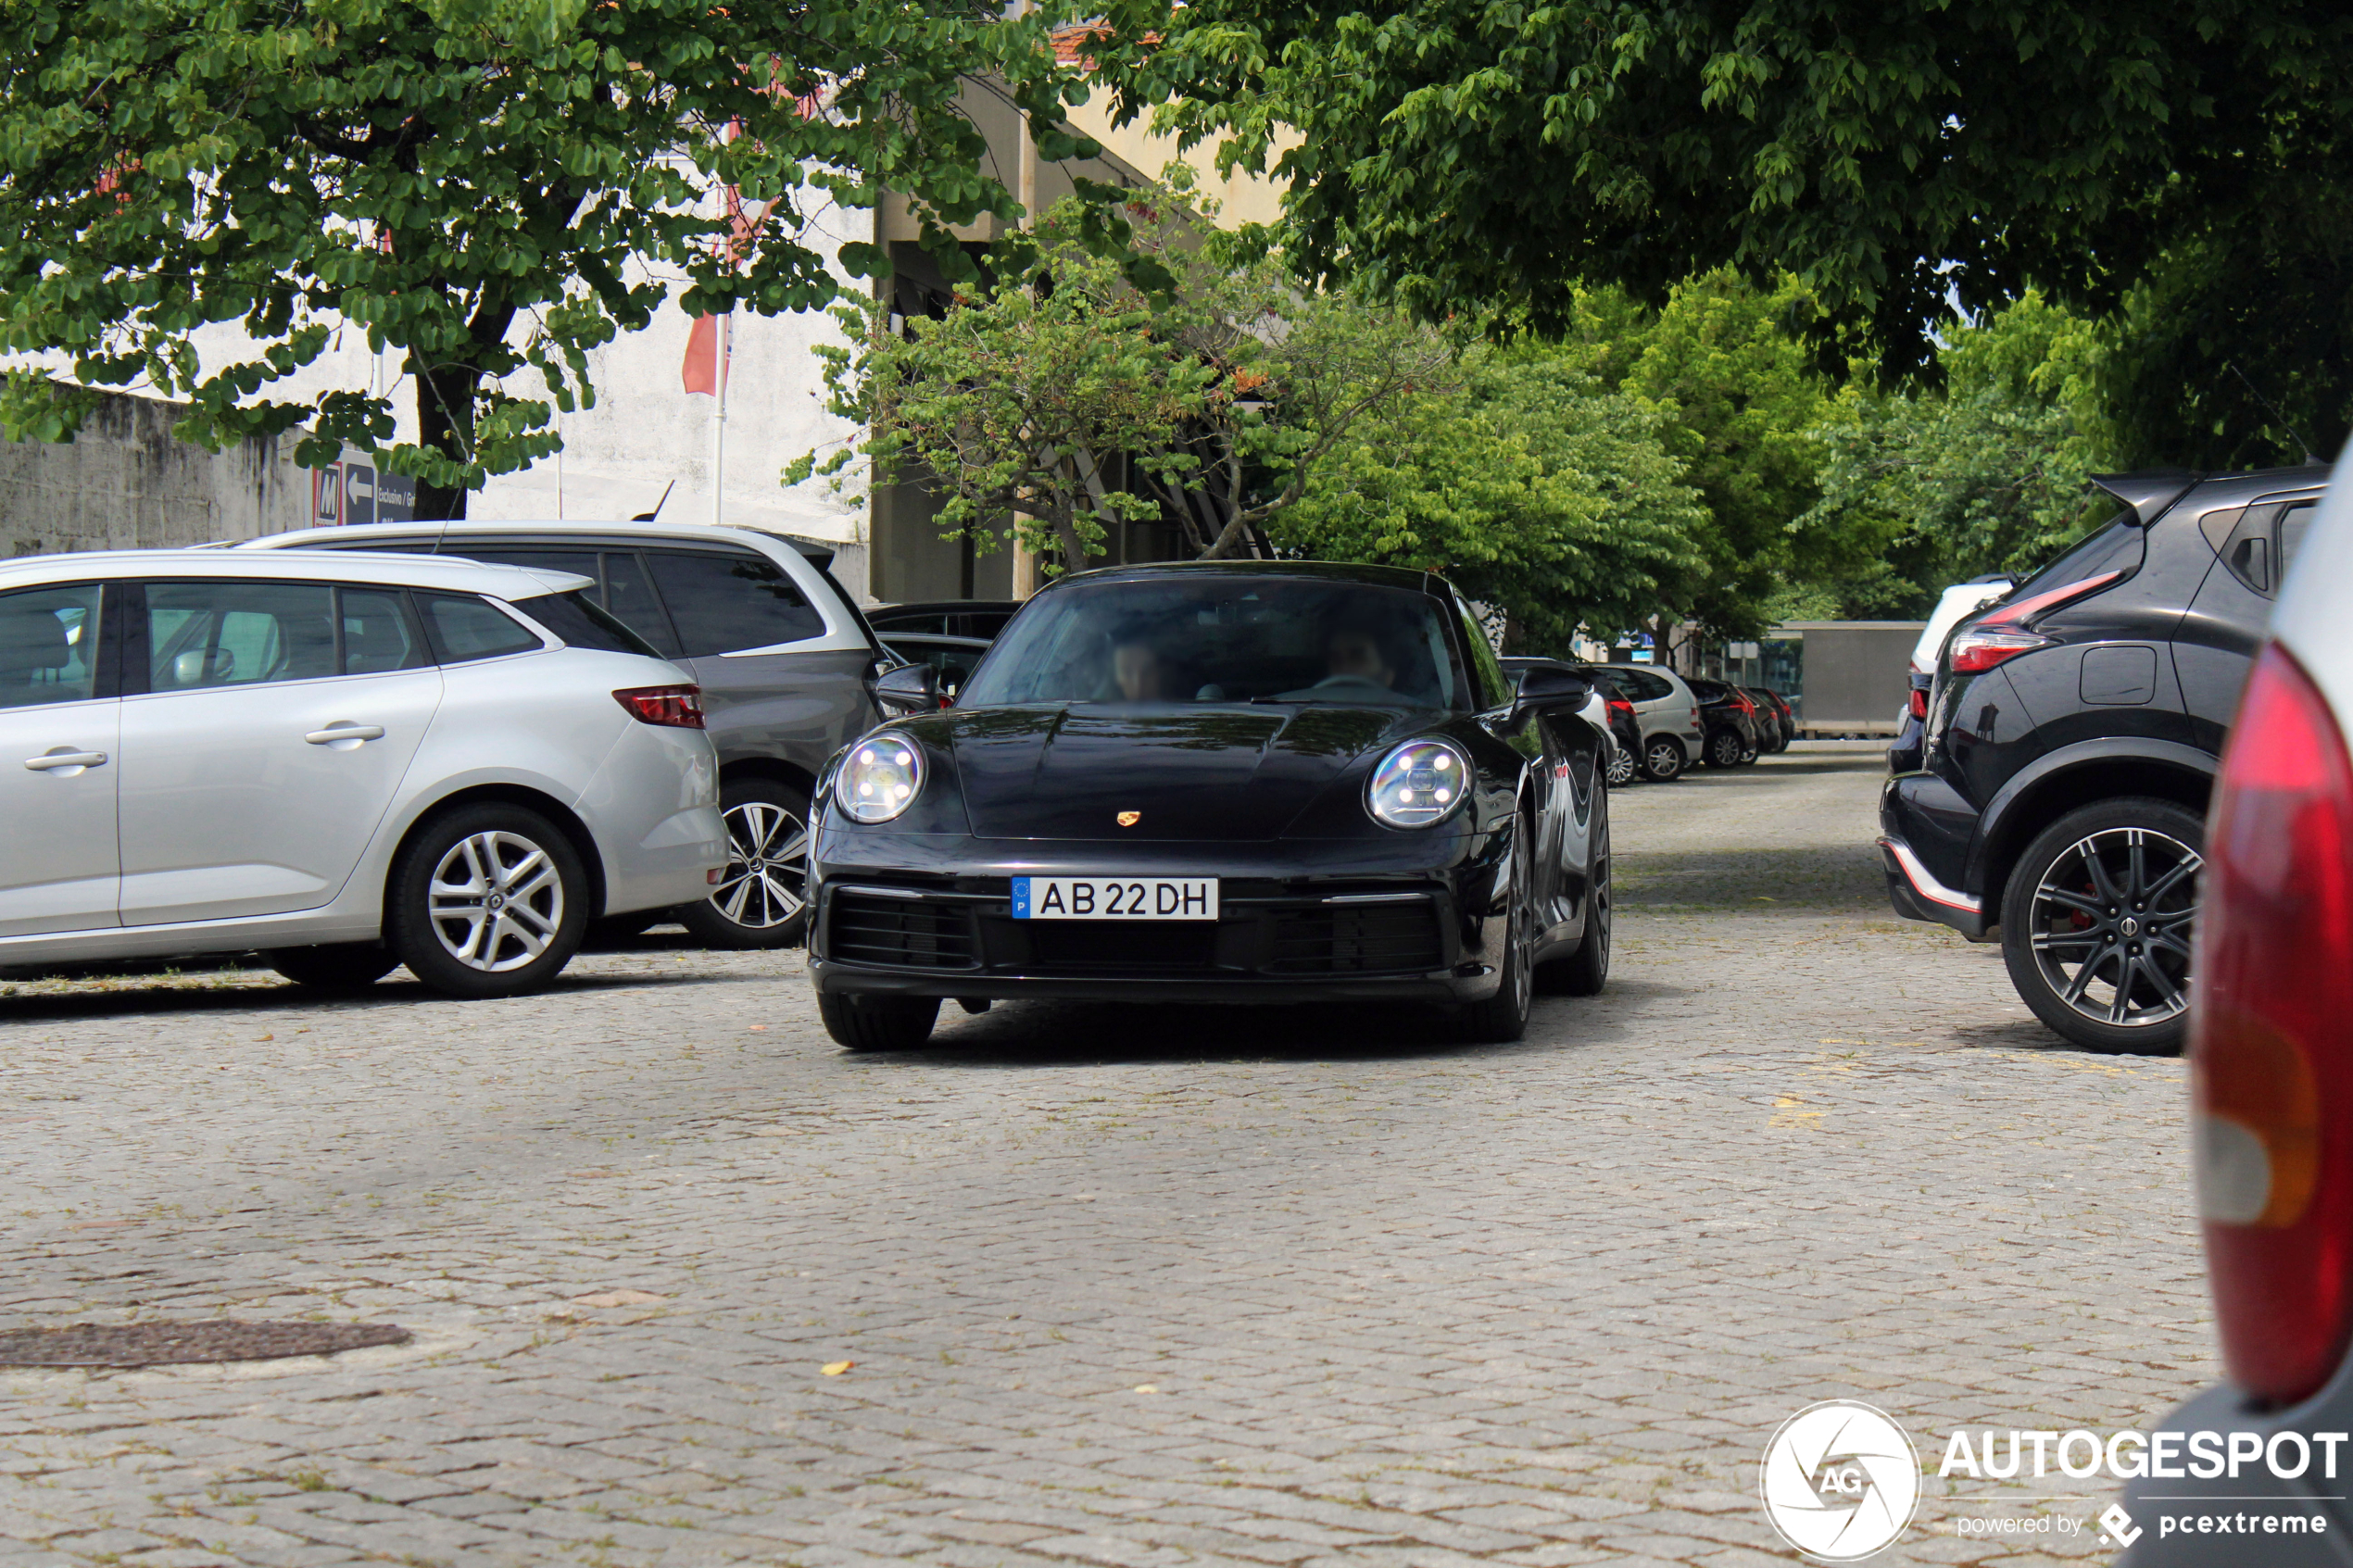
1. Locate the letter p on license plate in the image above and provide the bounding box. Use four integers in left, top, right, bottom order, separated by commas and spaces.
1011, 876, 1219, 921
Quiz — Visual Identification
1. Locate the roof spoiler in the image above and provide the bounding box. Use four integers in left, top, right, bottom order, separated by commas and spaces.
2089, 470, 2201, 526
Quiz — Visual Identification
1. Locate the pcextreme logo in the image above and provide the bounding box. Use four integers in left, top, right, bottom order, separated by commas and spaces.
1758, 1401, 1922, 1562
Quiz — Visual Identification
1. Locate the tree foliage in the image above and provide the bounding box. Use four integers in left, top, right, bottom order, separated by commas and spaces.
796, 196, 1453, 574
1096, 0, 2353, 398
0, 0, 1098, 516
1272, 350, 1706, 650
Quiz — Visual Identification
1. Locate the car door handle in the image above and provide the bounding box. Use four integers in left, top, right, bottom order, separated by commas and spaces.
304, 724, 386, 745
24, 750, 107, 771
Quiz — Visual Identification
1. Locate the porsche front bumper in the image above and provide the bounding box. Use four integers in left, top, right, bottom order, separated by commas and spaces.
807, 828, 1509, 1006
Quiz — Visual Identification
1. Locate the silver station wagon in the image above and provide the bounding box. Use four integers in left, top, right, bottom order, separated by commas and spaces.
0, 549, 724, 997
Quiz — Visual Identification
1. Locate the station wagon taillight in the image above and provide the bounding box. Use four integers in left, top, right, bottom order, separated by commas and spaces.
2196, 644, 2353, 1406
613, 684, 707, 729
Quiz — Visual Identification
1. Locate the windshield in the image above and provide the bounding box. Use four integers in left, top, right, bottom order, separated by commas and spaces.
958, 576, 1470, 710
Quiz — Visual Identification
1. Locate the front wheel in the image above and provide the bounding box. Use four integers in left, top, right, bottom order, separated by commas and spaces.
1641, 735, 1686, 782
2000, 797, 2202, 1055
1454, 822, 1533, 1042
676, 778, 811, 948
819, 990, 941, 1051
266, 943, 399, 990
386, 804, 589, 999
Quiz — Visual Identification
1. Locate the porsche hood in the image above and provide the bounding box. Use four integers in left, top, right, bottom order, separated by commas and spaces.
943, 705, 1416, 840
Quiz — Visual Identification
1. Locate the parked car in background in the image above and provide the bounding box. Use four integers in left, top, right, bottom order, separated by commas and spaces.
1745, 686, 1795, 751
1879, 465, 2327, 1054
1893, 575, 2016, 772
881, 633, 994, 705
237, 521, 901, 948
2116, 459, 2352, 1564
866, 600, 1023, 640
0, 550, 724, 997
1684, 677, 1763, 768
808, 562, 1613, 1050
1584, 663, 1705, 782
1503, 658, 1633, 785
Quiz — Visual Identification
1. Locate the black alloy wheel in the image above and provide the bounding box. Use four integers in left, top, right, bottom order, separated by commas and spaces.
677, 778, 812, 948
1705, 728, 1746, 769
2000, 797, 2202, 1055
1543, 780, 1610, 997
819, 990, 942, 1050
1642, 735, 1686, 782
265, 943, 400, 989
1456, 819, 1534, 1042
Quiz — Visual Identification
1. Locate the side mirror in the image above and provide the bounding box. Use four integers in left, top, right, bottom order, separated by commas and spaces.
873, 660, 942, 716
1509, 664, 1592, 723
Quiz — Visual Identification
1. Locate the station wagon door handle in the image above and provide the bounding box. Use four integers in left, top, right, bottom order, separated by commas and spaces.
304, 724, 386, 746
23, 750, 107, 771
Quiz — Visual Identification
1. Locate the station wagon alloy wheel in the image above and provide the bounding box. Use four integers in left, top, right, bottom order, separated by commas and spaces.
679, 778, 813, 948
429, 830, 568, 972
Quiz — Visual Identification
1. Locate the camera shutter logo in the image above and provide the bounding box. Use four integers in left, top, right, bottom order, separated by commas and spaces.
1758, 1400, 1920, 1561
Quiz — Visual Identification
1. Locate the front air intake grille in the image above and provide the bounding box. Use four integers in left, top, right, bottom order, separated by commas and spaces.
1022, 922, 1219, 974
828, 893, 977, 970
1268, 903, 1443, 974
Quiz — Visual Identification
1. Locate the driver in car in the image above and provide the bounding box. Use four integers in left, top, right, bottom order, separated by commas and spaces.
1323, 623, 1398, 689
1111, 636, 1167, 702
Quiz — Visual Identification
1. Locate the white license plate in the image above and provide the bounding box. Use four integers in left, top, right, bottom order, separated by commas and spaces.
1011, 876, 1219, 921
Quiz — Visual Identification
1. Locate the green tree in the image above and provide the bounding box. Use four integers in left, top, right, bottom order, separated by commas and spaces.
1273, 349, 1706, 649
1097, 0, 2353, 433
0, 0, 1098, 517
797, 196, 1453, 574
1803, 293, 2120, 614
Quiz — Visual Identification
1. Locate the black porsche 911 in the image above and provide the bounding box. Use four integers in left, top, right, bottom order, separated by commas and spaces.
805, 561, 1612, 1049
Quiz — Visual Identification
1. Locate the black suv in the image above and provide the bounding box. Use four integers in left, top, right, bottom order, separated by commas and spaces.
1684, 677, 1762, 768
1880, 466, 2328, 1052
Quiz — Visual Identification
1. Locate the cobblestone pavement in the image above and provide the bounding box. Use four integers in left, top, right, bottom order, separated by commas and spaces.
0, 743, 2206, 1568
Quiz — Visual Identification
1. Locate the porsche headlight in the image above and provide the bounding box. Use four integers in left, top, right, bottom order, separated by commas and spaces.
1367, 739, 1471, 829
840, 736, 925, 823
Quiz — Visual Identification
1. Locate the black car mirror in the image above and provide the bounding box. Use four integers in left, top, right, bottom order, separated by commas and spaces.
873, 660, 942, 715
1508, 665, 1592, 724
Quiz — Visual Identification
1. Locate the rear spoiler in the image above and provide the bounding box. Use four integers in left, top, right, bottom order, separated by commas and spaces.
2089, 470, 2201, 526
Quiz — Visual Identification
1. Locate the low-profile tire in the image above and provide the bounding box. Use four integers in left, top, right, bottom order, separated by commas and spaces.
676, 777, 811, 949
385, 803, 589, 999
1641, 735, 1686, 782
1703, 728, 1746, 769
2000, 797, 2202, 1055
1540, 780, 1610, 997
265, 943, 399, 990
818, 990, 941, 1050
1454, 822, 1534, 1043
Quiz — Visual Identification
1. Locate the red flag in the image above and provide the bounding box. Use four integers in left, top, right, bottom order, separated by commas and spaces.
682, 312, 724, 395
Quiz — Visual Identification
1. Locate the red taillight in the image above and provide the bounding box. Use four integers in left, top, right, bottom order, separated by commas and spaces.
1608, 697, 1635, 721
613, 684, 706, 729
1946, 570, 2127, 676
1908, 687, 1929, 720
2196, 643, 2353, 1405
1734, 693, 1755, 715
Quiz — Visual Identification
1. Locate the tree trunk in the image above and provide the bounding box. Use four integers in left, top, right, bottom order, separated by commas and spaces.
411, 358, 481, 521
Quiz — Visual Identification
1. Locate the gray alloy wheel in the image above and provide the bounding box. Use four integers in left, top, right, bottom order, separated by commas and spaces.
1642, 736, 1686, 782
1705, 728, 1746, 769
677, 779, 812, 949
427, 829, 568, 972
1604, 745, 1638, 787
2001, 797, 2202, 1055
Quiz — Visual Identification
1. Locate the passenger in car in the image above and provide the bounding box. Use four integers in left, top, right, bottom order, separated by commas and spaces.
1325, 623, 1398, 688
1113, 637, 1167, 702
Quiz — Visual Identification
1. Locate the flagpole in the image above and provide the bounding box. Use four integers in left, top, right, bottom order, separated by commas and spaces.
711, 314, 728, 527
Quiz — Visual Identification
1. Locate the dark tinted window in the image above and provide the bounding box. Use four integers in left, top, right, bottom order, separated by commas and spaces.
338, 588, 422, 674
418, 594, 544, 663
604, 551, 682, 656
2279, 502, 2319, 583
0, 583, 101, 709
2006, 514, 2145, 603
647, 550, 824, 656
513, 591, 661, 657
1608, 668, 1674, 702
1685, 678, 1730, 702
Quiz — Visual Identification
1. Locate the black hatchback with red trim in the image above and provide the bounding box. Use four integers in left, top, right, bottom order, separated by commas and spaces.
1878, 465, 2327, 1053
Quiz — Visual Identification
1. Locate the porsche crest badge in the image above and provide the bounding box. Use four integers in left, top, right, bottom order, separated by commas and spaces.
1117, 810, 1141, 827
